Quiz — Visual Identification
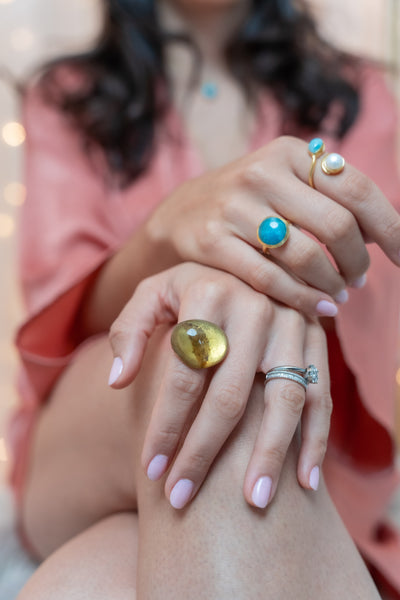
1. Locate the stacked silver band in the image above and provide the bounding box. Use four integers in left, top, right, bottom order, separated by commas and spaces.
265, 364, 319, 390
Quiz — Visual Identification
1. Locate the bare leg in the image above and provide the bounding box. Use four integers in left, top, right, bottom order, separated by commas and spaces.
20, 330, 381, 599
17, 513, 137, 600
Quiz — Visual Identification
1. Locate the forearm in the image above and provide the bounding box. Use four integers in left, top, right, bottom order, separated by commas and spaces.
78, 216, 178, 336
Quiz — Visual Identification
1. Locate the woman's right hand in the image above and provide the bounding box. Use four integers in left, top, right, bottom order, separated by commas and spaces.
109, 262, 331, 510
148, 136, 400, 317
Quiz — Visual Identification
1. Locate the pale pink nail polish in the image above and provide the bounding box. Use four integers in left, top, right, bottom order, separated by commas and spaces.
108, 357, 123, 386
170, 479, 194, 509
316, 300, 338, 317
147, 455, 169, 481
251, 476, 272, 509
309, 466, 320, 491
334, 289, 349, 304
350, 273, 367, 289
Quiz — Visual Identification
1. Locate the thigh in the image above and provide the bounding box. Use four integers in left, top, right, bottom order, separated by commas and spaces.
21, 335, 142, 559
17, 512, 138, 600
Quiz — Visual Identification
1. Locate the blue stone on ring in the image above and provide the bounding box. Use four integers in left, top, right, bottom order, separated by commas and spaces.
257, 216, 290, 251
308, 137, 325, 156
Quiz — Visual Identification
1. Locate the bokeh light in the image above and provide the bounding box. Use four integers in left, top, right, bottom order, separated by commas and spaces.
2, 121, 26, 147
0, 213, 15, 238
4, 182, 26, 206
0, 438, 8, 463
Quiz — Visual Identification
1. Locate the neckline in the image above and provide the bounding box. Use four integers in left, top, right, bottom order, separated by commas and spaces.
162, 91, 282, 175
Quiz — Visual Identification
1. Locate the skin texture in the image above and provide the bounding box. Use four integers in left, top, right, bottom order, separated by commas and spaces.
18, 329, 381, 599
15, 0, 396, 597
108, 264, 331, 509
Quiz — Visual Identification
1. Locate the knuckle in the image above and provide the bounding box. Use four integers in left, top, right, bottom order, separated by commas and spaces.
264, 444, 287, 470
249, 260, 276, 293
211, 384, 246, 422
279, 384, 305, 416
109, 322, 130, 350
325, 210, 356, 243
341, 171, 376, 205
172, 369, 204, 403
304, 435, 328, 459
240, 159, 271, 189
196, 218, 225, 254
156, 423, 181, 449
381, 217, 400, 241
251, 293, 274, 321
289, 241, 319, 271
185, 449, 211, 475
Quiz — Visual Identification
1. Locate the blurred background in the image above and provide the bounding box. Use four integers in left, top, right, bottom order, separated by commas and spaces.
0, 0, 399, 491
0, 0, 399, 596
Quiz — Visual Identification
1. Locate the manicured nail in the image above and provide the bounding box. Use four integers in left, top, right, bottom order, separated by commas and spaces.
334, 289, 349, 304
170, 479, 194, 509
316, 300, 338, 317
350, 274, 367, 289
108, 357, 123, 386
251, 476, 272, 509
309, 466, 320, 491
147, 455, 169, 481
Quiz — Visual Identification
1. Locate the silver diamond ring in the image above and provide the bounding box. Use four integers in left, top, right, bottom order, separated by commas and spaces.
266, 364, 318, 385
264, 371, 308, 391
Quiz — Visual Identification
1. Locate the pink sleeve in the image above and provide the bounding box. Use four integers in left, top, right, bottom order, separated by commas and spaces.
334, 67, 400, 435
16, 85, 122, 399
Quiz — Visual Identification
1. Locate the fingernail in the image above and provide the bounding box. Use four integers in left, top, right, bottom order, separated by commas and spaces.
147, 455, 169, 481
108, 357, 123, 386
309, 466, 320, 491
334, 289, 349, 304
251, 476, 272, 509
170, 479, 194, 509
316, 300, 338, 317
350, 273, 367, 289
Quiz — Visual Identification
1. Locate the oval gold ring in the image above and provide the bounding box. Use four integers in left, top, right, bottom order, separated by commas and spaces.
171, 319, 229, 369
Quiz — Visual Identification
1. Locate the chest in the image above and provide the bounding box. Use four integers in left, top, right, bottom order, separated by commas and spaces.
176, 79, 257, 171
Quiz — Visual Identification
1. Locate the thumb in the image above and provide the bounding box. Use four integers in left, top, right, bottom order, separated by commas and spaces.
108, 273, 176, 389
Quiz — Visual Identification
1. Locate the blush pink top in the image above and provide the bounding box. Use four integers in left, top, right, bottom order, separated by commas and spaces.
8, 67, 400, 593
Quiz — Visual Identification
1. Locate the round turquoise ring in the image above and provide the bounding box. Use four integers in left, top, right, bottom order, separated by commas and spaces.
308, 137, 325, 188
257, 216, 290, 254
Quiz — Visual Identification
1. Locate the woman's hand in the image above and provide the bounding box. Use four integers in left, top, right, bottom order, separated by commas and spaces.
109, 263, 331, 510
147, 136, 400, 316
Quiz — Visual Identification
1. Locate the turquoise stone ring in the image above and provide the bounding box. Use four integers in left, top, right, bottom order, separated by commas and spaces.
308, 137, 326, 188
257, 216, 290, 253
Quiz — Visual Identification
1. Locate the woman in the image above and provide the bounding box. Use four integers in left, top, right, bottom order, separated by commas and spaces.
10, 0, 400, 597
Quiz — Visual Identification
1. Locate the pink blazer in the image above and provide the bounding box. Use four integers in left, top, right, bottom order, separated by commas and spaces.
9, 67, 400, 592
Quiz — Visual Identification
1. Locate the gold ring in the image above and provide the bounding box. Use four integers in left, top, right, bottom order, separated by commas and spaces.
171, 319, 229, 369
257, 216, 290, 255
308, 138, 325, 188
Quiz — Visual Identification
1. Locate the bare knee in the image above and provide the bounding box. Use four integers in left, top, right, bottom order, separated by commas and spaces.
17, 513, 138, 600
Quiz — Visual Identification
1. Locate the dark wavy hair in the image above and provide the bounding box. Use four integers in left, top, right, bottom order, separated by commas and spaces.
39, 0, 360, 187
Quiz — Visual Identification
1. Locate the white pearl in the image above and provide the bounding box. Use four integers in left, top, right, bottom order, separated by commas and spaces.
322, 153, 345, 174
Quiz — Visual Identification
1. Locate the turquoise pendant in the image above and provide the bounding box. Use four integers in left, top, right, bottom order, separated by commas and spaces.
201, 82, 218, 100
257, 216, 290, 252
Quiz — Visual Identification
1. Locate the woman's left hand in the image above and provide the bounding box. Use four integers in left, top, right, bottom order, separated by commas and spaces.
108, 263, 331, 509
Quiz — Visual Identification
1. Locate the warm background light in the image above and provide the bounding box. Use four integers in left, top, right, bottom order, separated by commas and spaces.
4, 182, 26, 206
2, 121, 26, 147
10, 27, 36, 51
0, 214, 15, 238
0, 438, 8, 463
